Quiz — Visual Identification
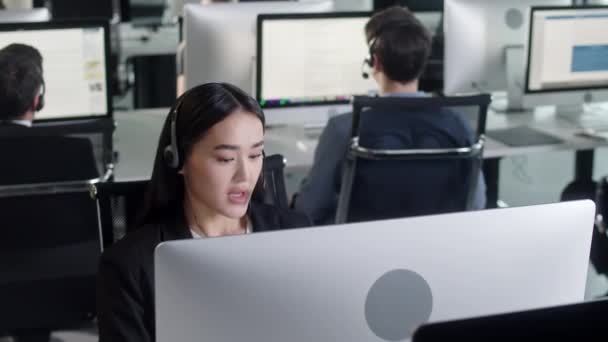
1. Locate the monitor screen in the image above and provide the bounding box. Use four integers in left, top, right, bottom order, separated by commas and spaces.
526, 6, 608, 93
183, 1, 334, 95
0, 22, 110, 121
256, 13, 376, 108
443, 0, 571, 95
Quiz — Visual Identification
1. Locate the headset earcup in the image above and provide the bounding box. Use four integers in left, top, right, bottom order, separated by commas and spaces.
164, 145, 179, 169
36, 93, 44, 112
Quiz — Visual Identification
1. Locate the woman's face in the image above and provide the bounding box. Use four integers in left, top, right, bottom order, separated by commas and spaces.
180, 109, 264, 219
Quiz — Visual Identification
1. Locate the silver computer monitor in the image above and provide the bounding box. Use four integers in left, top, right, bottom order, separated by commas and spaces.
443, 0, 570, 95
256, 12, 376, 109
523, 6, 608, 118
257, 10, 441, 126
156, 200, 594, 342
183, 1, 334, 95
0, 21, 111, 121
0, 8, 50, 23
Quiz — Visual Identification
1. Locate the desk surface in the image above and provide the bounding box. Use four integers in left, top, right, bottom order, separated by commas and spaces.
112, 106, 608, 180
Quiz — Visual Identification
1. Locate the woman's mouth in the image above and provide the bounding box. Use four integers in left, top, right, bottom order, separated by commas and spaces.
228, 190, 249, 205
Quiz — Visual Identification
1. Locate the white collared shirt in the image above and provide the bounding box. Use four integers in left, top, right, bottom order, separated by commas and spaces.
3, 120, 32, 127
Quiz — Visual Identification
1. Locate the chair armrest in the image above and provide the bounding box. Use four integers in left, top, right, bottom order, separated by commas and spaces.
101, 163, 115, 182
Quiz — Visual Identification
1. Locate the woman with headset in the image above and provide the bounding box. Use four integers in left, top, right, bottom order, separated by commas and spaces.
96, 83, 311, 342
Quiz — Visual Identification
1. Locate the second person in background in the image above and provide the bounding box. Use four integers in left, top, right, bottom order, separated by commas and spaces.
294, 6, 487, 224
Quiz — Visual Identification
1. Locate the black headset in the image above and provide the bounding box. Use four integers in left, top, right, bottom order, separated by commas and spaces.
361, 37, 377, 79
163, 95, 187, 169
33, 63, 45, 112
36, 80, 45, 112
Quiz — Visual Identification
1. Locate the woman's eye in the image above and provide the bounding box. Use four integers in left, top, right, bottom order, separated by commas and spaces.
217, 157, 235, 163
249, 153, 263, 160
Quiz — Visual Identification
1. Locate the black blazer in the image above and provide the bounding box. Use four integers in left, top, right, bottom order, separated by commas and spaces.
0, 123, 99, 185
96, 202, 311, 342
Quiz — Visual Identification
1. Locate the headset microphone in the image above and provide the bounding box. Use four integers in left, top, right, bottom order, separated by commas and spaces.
361, 37, 376, 80
361, 58, 371, 79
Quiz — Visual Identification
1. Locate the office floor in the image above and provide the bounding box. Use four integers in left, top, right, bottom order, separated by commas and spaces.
19, 114, 608, 342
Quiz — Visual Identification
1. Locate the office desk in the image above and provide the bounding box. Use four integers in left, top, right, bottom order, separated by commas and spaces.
113, 106, 608, 206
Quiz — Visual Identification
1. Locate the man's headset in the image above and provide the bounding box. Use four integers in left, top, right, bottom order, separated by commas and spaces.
360, 21, 413, 80
361, 37, 377, 80
33, 63, 45, 112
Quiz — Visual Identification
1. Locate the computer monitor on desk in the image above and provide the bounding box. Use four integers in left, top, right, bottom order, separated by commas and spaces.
156, 201, 594, 342
413, 299, 608, 341
523, 6, 608, 126
183, 1, 334, 95
0, 21, 111, 121
256, 12, 376, 126
443, 0, 570, 110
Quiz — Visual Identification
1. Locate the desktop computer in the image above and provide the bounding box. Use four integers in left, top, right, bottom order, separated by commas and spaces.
413, 299, 608, 340
256, 12, 376, 126
443, 0, 570, 98
0, 21, 111, 121
156, 200, 595, 342
444, 0, 572, 148
183, 1, 334, 96
523, 6, 608, 128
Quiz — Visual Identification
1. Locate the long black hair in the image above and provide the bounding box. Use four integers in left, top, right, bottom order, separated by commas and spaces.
138, 82, 265, 225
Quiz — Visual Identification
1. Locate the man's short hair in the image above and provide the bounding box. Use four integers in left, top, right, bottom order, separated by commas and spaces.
365, 6, 432, 83
0, 44, 44, 120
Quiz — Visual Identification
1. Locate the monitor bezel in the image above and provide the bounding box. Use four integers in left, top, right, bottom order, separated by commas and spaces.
0, 20, 113, 122
255, 11, 372, 109
524, 5, 608, 95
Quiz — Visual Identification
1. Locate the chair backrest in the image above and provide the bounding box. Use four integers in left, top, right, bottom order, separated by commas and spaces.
335, 94, 490, 224
0, 180, 102, 332
260, 154, 289, 210
92, 179, 149, 248
0, 134, 99, 186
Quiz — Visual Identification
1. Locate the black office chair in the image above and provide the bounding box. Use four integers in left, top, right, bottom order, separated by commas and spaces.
589, 177, 608, 280
335, 94, 490, 223
259, 154, 289, 210
0, 178, 105, 342
0, 135, 100, 186
91, 179, 150, 248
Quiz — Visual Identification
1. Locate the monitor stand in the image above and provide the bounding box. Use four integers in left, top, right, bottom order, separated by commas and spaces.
498, 45, 533, 114
490, 46, 533, 114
